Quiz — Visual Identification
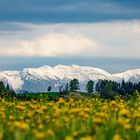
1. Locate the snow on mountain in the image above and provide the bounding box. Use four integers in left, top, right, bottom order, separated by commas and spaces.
0, 65, 139, 93
0, 71, 23, 91
20, 65, 113, 92
113, 69, 140, 83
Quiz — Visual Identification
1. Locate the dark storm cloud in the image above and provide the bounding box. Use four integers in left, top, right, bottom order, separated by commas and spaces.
0, 0, 140, 23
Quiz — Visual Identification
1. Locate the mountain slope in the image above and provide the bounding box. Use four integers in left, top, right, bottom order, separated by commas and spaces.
0, 65, 139, 93
0, 71, 23, 91
113, 69, 140, 83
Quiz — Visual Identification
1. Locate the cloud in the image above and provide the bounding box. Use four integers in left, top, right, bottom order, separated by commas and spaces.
0, 0, 140, 22
0, 32, 98, 57
0, 20, 140, 58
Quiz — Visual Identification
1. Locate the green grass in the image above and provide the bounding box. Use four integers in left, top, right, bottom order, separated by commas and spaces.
17, 92, 60, 100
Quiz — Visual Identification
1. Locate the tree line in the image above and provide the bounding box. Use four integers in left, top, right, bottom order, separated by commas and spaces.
57, 78, 140, 99
96, 79, 140, 98
0, 79, 140, 99
0, 81, 16, 98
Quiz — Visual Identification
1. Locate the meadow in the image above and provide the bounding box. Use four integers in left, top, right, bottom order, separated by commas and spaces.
0, 91, 140, 140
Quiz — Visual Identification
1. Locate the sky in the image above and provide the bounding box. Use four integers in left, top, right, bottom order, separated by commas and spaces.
0, 0, 140, 73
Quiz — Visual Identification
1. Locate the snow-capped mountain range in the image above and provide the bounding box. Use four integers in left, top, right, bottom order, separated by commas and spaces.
0, 65, 140, 93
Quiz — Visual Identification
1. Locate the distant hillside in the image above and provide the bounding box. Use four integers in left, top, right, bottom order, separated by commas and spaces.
0, 65, 140, 93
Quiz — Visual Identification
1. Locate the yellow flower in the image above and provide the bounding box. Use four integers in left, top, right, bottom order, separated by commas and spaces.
35, 132, 45, 139
16, 105, 26, 111
80, 136, 93, 140
13, 121, 21, 127
18, 122, 29, 131
123, 124, 131, 130
18, 116, 24, 120
54, 109, 60, 117
45, 115, 50, 123
40, 106, 47, 111
65, 136, 74, 140
72, 131, 78, 137
118, 118, 131, 130
93, 117, 103, 125
58, 98, 65, 104
112, 134, 123, 140
111, 100, 117, 105
0, 132, 3, 140
46, 129, 55, 137
63, 116, 69, 123
119, 109, 129, 116
38, 124, 44, 130
9, 115, 15, 121
27, 112, 33, 118
136, 126, 140, 132
1, 113, 6, 120
134, 112, 140, 118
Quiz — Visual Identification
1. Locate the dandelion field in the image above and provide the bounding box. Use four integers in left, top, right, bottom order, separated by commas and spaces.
0, 92, 140, 140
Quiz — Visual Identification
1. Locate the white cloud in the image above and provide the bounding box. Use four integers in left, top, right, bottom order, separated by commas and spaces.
0, 32, 98, 57
0, 20, 140, 58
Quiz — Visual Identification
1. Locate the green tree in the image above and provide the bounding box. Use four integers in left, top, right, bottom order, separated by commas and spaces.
59, 83, 69, 95
69, 78, 80, 92
0, 81, 6, 96
101, 81, 118, 99
64, 83, 69, 94
121, 79, 126, 95
0, 81, 16, 98
86, 80, 94, 93
47, 86, 52, 92
6, 84, 10, 91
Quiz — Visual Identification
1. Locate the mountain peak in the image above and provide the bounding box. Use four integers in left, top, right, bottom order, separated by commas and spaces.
0, 65, 139, 93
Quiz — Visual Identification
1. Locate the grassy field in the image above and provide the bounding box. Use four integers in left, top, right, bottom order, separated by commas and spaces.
0, 91, 140, 140
18, 92, 60, 100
